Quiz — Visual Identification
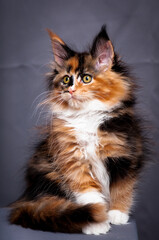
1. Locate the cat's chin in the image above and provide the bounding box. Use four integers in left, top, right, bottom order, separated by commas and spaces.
68, 98, 83, 109
61, 93, 85, 109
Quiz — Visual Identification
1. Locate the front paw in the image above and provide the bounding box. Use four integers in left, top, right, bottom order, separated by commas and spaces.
108, 210, 129, 225
82, 221, 111, 235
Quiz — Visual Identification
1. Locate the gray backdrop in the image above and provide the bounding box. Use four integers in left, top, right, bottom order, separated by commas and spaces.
0, 0, 159, 239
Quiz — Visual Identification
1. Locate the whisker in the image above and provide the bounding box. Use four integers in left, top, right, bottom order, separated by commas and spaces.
36, 105, 49, 125
31, 91, 52, 118
31, 91, 51, 108
38, 95, 61, 107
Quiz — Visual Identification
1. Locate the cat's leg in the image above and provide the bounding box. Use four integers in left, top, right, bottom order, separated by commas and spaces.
71, 169, 110, 234
108, 178, 136, 225
77, 192, 110, 235
54, 143, 111, 234
75, 191, 110, 235
70, 170, 110, 234
59, 159, 110, 234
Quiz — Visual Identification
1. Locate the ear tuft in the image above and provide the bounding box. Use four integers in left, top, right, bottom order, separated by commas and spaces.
47, 29, 65, 45
47, 29, 75, 66
91, 25, 114, 71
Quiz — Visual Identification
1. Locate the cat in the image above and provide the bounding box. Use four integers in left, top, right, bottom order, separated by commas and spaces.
9, 25, 145, 235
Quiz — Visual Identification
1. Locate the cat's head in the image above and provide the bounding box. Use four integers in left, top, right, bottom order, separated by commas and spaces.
47, 26, 132, 113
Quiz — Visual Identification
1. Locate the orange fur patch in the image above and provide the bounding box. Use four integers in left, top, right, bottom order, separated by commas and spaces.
10, 196, 107, 232
66, 56, 79, 72
98, 131, 130, 159
47, 29, 65, 45
92, 70, 130, 107
110, 178, 136, 213
47, 118, 102, 193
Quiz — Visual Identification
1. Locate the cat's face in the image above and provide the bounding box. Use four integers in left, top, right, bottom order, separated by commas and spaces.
47, 26, 130, 112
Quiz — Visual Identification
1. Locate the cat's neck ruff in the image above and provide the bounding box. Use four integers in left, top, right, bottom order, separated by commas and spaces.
54, 99, 111, 136
54, 99, 112, 140
55, 99, 111, 121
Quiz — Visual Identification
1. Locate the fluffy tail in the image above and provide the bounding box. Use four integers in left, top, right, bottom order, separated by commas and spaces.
9, 196, 106, 233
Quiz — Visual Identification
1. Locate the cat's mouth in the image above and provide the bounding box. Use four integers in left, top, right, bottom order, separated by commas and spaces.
62, 91, 78, 100
61, 92, 87, 108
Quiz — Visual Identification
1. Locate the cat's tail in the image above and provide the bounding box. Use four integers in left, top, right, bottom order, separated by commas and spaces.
8, 196, 107, 233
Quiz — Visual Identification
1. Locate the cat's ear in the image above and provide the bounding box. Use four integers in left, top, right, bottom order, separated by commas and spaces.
91, 25, 114, 71
47, 29, 75, 66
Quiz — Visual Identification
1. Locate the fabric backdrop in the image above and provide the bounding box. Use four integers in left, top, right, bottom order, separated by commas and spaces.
0, 0, 159, 239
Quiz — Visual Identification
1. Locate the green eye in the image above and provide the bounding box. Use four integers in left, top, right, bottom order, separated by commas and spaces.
63, 75, 70, 84
82, 75, 92, 84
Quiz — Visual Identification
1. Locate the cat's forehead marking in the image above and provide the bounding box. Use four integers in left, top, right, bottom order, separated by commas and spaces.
76, 54, 85, 74
66, 56, 79, 73
66, 54, 88, 76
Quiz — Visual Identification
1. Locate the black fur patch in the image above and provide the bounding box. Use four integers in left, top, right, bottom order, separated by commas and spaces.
75, 53, 85, 74
91, 25, 110, 57
23, 167, 68, 200
106, 157, 132, 182
112, 54, 130, 78
62, 44, 75, 60
68, 76, 74, 86
106, 155, 144, 184
122, 99, 136, 108
100, 113, 141, 134
67, 65, 72, 73
9, 202, 99, 233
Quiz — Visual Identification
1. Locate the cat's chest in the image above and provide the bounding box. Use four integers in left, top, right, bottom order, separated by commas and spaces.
64, 112, 106, 159
58, 111, 110, 198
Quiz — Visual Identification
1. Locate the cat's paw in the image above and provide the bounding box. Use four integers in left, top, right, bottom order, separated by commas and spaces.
108, 210, 129, 225
82, 221, 110, 235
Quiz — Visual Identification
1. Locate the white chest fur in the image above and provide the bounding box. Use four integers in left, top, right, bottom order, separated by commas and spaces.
56, 100, 111, 200
65, 111, 104, 159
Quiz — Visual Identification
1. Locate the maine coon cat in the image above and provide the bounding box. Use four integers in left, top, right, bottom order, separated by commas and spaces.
9, 26, 145, 235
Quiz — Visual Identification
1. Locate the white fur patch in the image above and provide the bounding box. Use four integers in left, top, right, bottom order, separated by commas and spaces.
55, 99, 110, 201
82, 221, 110, 235
108, 210, 129, 225
75, 191, 106, 205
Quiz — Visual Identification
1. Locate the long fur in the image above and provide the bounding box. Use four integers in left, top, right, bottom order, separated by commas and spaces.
9, 25, 146, 234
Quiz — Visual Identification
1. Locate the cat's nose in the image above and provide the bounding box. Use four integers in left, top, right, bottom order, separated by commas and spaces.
68, 87, 76, 94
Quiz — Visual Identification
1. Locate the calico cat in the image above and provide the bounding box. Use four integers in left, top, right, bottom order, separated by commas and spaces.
9, 26, 145, 235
